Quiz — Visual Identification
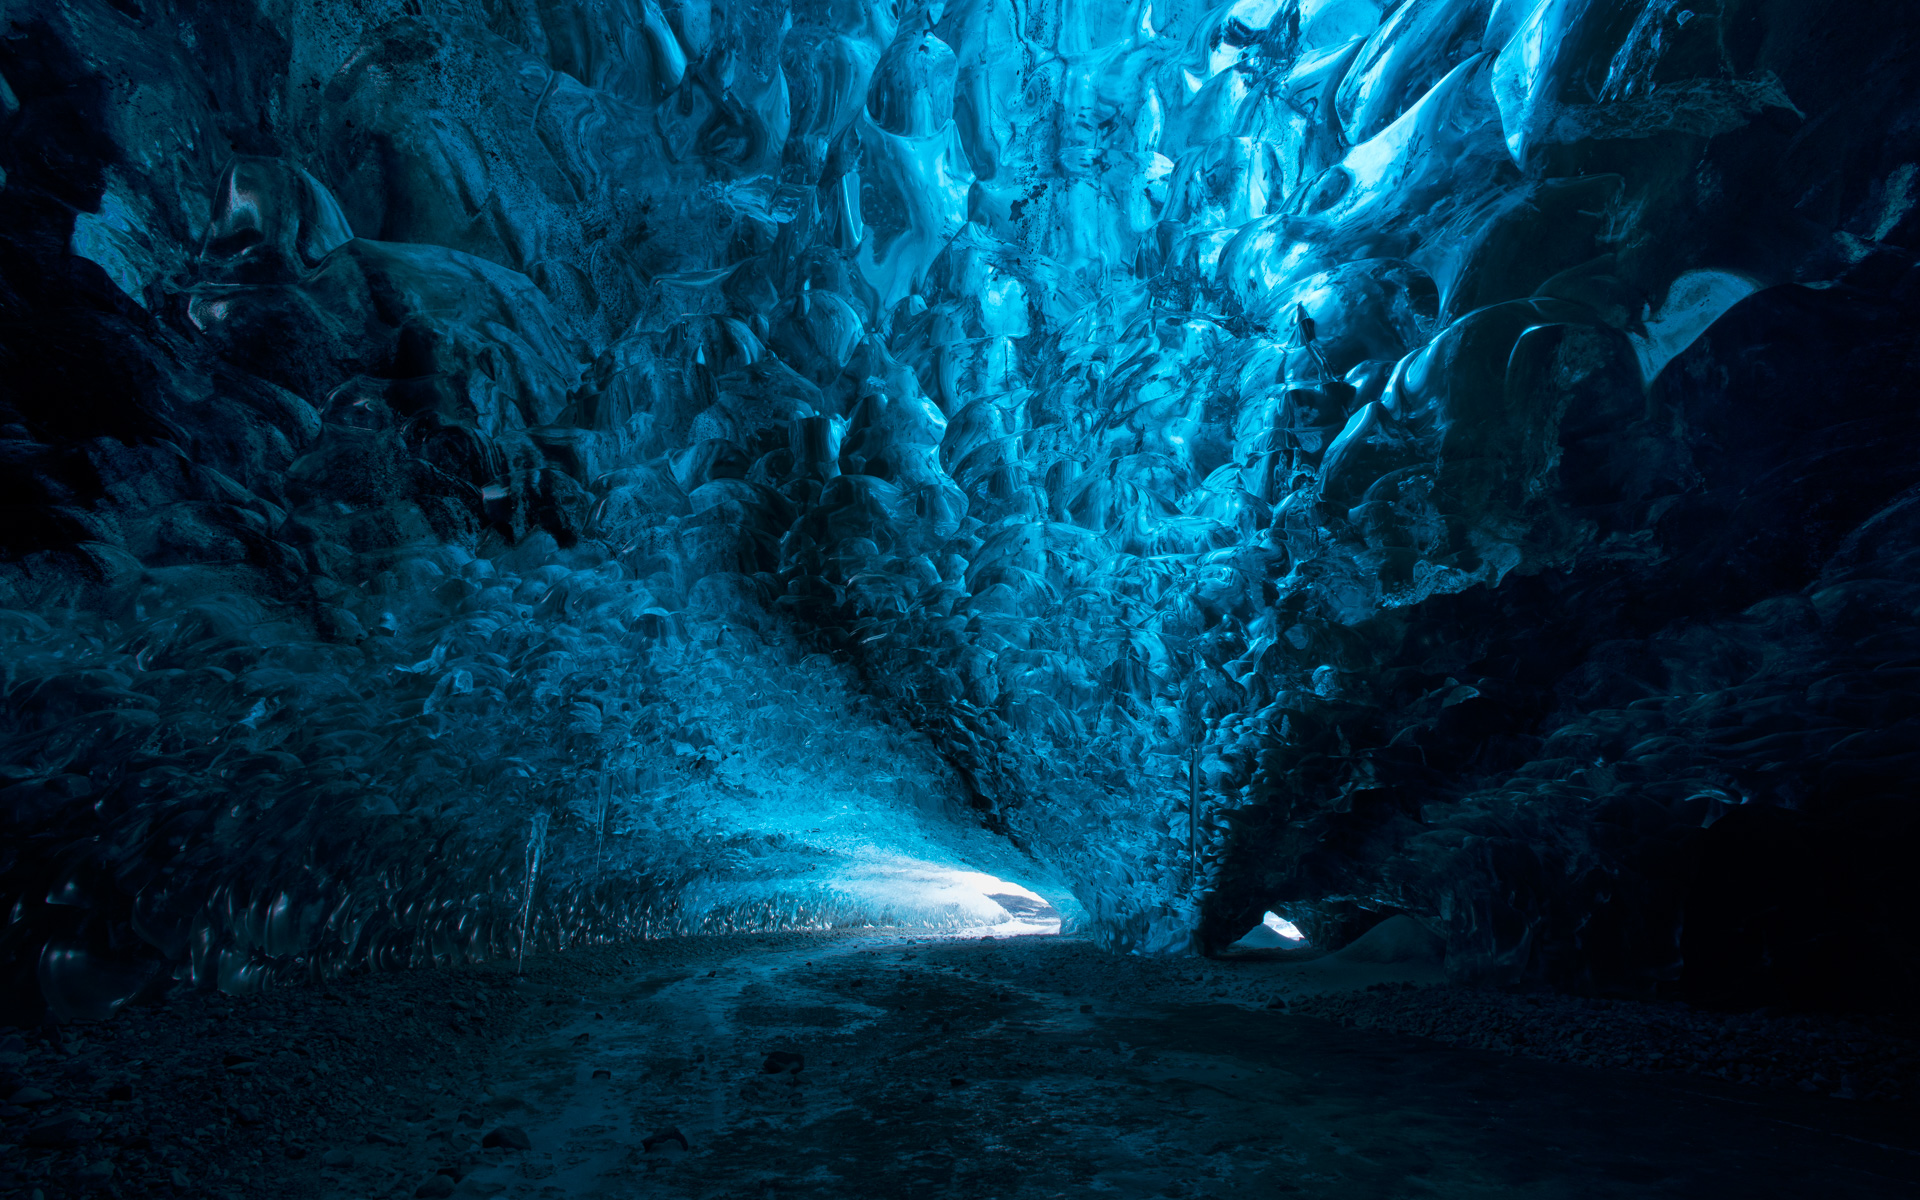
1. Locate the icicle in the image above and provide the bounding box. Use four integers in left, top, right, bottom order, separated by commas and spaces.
517, 812, 550, 974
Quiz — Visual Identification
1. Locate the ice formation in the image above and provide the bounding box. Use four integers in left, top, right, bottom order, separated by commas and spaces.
2, 0, 1917, 1023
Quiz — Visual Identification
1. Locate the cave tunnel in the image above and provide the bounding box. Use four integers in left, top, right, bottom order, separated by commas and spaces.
3, 0, 1919, 1196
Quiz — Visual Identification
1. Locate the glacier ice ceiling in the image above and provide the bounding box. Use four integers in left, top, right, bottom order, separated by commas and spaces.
2, 0, 1918, 1024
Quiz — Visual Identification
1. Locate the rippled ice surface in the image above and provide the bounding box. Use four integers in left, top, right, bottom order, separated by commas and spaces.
3, 0, 1918, 1020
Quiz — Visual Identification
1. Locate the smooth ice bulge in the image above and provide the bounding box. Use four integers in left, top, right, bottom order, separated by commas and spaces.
2, 0, 1918, 1022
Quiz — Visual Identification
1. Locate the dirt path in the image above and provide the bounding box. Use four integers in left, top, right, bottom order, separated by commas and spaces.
304, 932, 1920, 1200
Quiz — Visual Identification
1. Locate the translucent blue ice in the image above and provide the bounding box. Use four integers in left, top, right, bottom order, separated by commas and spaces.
3, 0, 1913, 1016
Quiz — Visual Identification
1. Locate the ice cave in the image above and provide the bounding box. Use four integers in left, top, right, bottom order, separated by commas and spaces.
2, 0, 1918, 1195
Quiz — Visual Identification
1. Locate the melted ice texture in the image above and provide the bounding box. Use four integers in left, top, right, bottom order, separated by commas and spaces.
5, 0, 1913, 1018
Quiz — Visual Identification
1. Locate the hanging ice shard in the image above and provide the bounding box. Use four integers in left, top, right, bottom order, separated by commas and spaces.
1, 0, 1918, 1020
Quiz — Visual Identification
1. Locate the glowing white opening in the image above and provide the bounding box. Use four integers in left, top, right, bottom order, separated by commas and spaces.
827, 857, 1063, 938
1262, 912, 1306, 941
1232, 910, 1308, 948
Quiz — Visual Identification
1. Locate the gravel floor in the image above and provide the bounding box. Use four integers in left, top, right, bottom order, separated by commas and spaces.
2, 930, 1916, 1199
0, 933, 856, 1200
907, 933, 1920, 1106
1282, 982, 1920, 1104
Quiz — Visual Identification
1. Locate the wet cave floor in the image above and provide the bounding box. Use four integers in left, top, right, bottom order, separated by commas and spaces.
9, 932, 1920, 1200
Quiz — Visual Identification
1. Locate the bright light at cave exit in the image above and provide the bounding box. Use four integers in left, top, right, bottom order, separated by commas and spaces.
842, 859, 1061, 937
1264, 912, 1306, 941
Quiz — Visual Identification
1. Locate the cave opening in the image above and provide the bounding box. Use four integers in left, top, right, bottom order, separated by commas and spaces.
3, 0, 1920, 1194
1233, 910, 1307, 948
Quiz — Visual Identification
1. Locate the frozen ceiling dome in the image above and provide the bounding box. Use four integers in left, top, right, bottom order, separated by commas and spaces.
3, 0, 1919, 1023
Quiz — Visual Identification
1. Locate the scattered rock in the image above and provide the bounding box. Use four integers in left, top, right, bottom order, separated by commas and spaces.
1286, 981, 1917, 1102
9, 1086, 52, 1105
481, 1125, 532, 1150
26, 1114, 92, 1148
642, 1126, 690, 1153
104, 1082, 133, 1102
322, 1148, 356, 1168
571, 1032, 590, 1045
762, 1051, 805, 1074
591, 1067, 612, 1080
414, 1174, 456, 1198
1079, 1004, 1094, 1013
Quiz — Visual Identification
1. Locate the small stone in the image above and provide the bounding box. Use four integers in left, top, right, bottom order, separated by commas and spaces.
322, 1149, 356, 1168
571, 1033, 590, 1046
949, 1077, 968, 1088
591, 1068, 612, 1080
105, 1082, 134, 1102
284, 1143, 308, 1160
9, 1086, 52, 1105
642, 1126, 689, 1153
170, 1168, 190, 1187
1079, 1004, 1094, 1013
235, 1105, 265, 1126
26, 1114, 91, 1147
414, 1175, 455, 1198
76, 1159, 113, 1183
481, 1125, 531, 1151
761, 1051, 804, 1074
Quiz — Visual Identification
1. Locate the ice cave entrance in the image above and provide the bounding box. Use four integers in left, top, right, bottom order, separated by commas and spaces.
1233, 912, 1308, 949
836, 861, 1062, 937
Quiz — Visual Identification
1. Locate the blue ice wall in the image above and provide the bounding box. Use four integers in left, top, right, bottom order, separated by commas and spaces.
2, 0, 1918, 1020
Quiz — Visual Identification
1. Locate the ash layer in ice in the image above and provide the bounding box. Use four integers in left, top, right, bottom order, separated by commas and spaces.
1, 0, 1918, 1024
